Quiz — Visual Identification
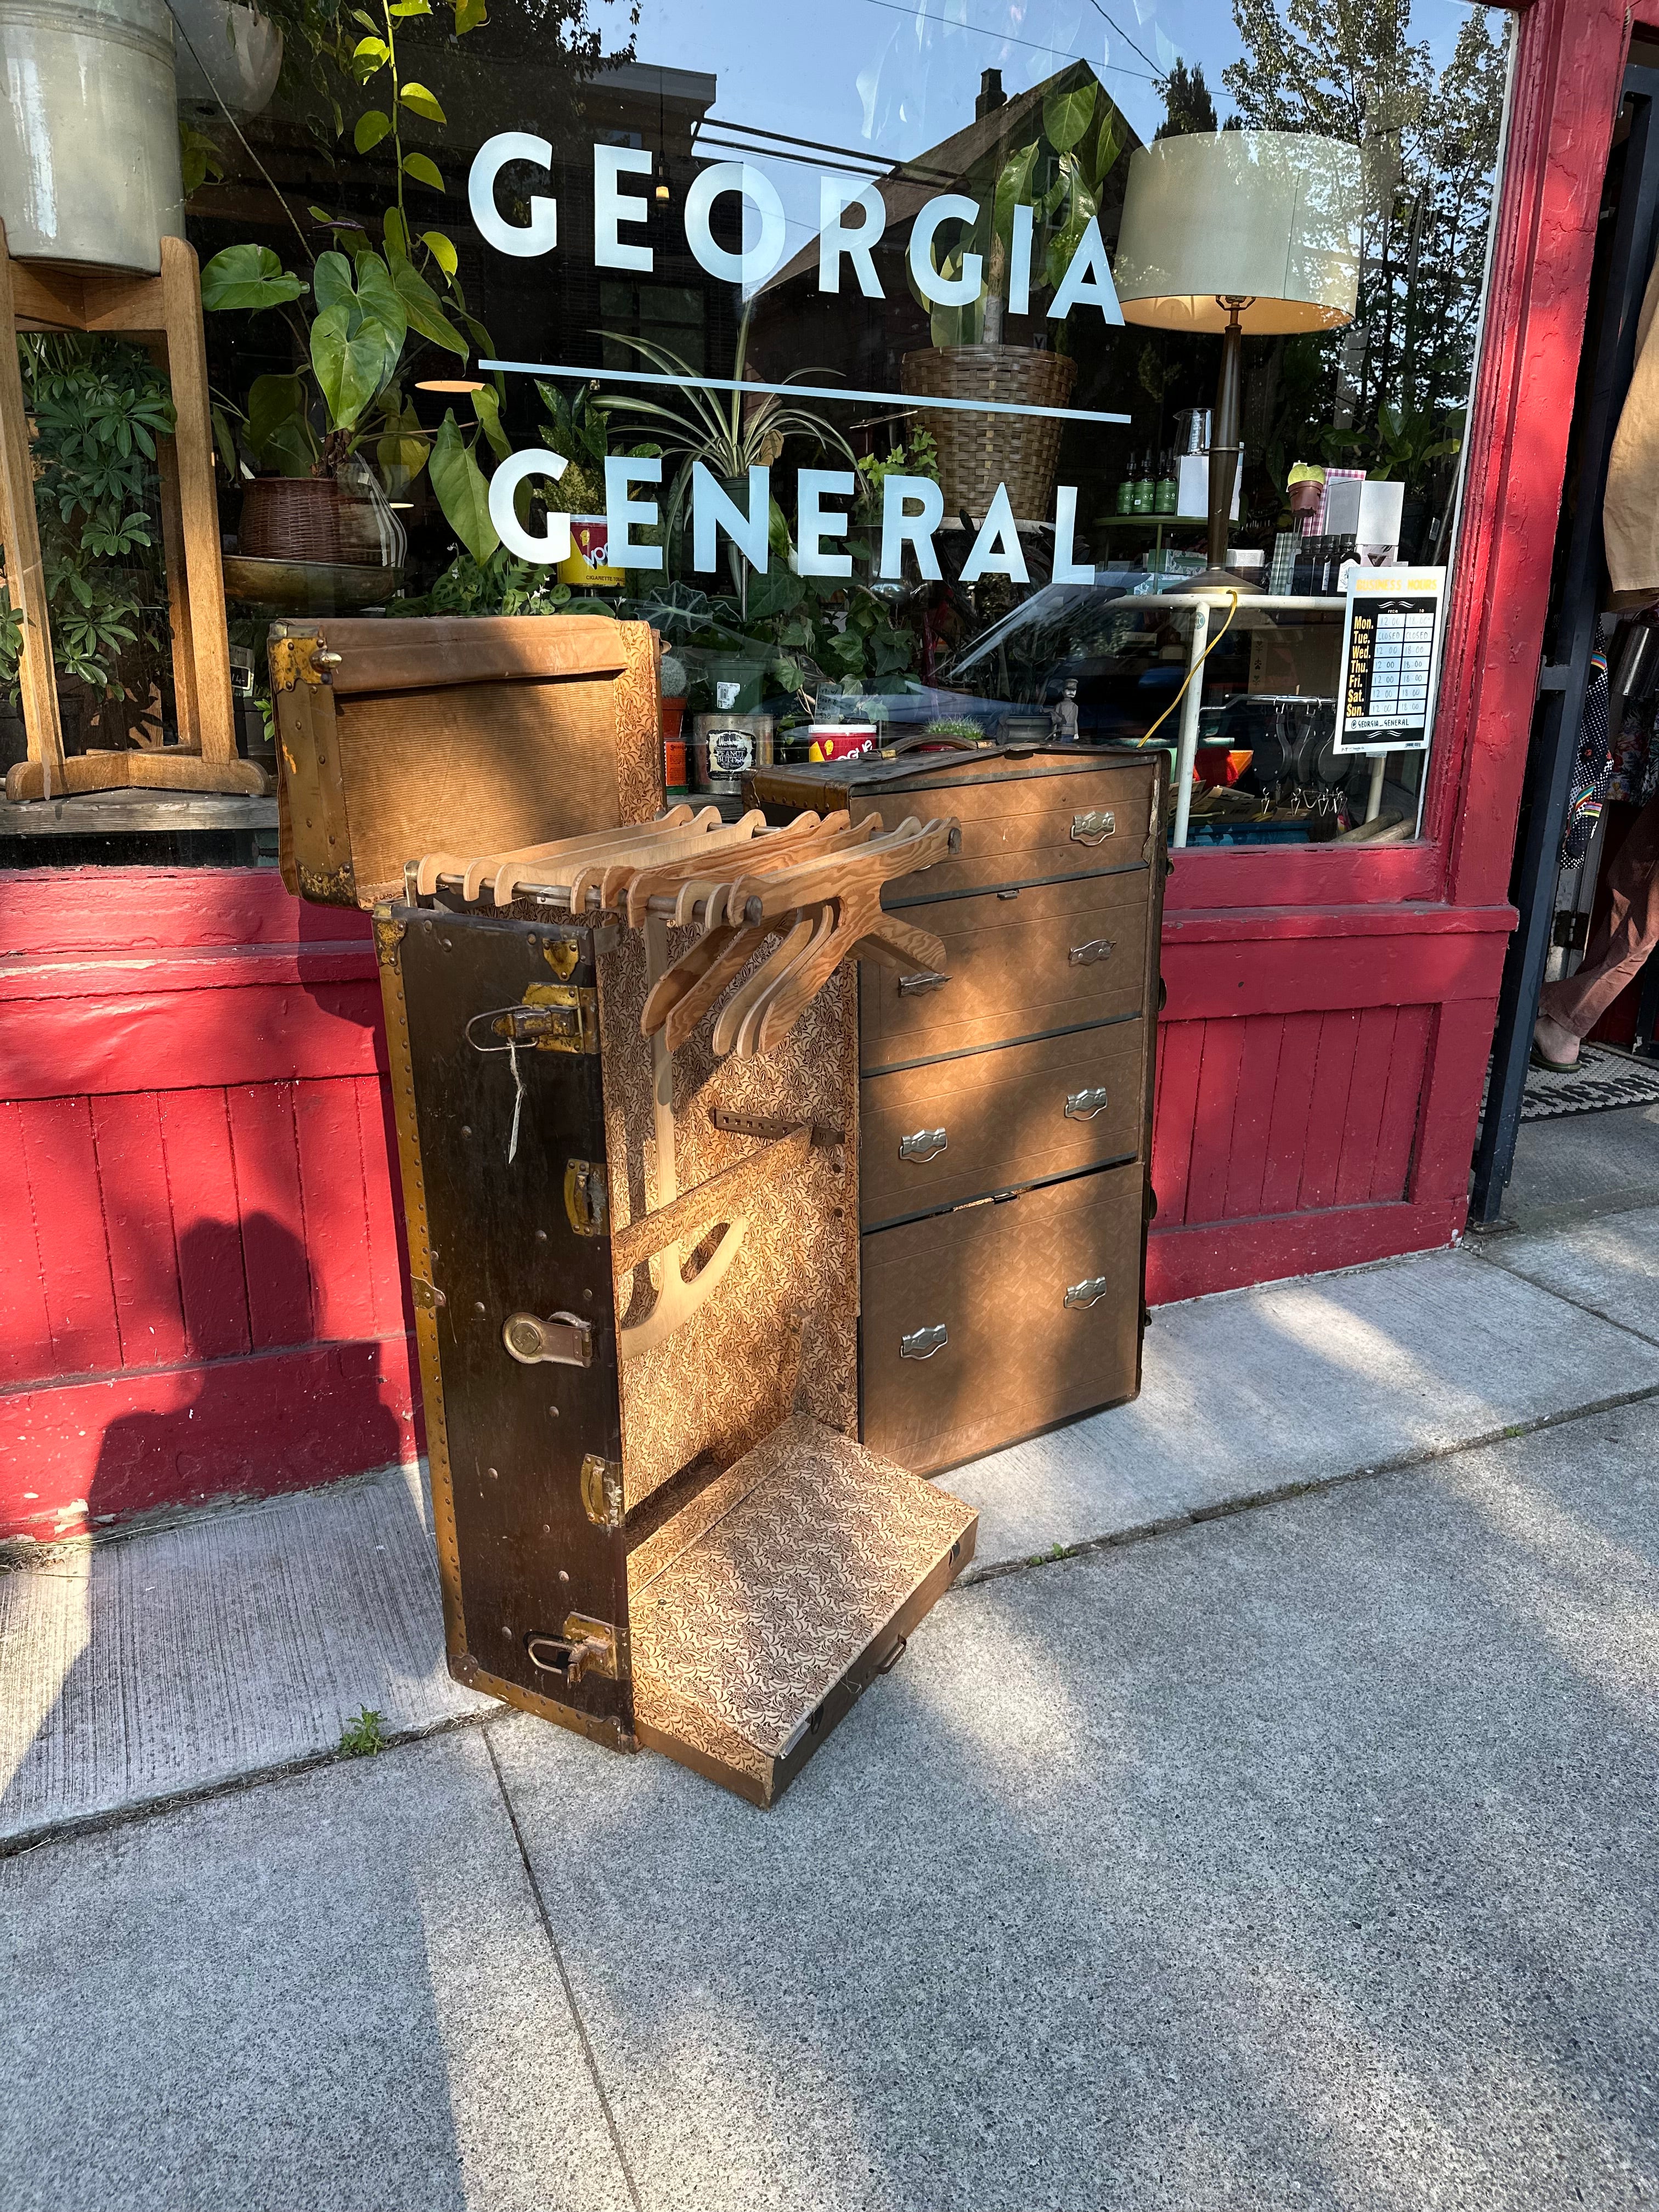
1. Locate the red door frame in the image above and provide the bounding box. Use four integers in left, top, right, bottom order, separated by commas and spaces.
0, 0, 1636, 1538
1147, 0, 1633, 1300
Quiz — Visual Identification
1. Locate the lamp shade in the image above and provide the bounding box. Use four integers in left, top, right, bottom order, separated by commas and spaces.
1112, 131, 1363, 335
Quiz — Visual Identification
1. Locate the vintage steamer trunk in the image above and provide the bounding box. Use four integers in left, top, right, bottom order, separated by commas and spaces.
270, 617, 664, 907
375, 885, 977, 1806
749, 743, 1168, 1474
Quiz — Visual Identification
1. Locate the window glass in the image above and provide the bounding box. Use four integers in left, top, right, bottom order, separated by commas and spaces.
32, 0, 1511, 867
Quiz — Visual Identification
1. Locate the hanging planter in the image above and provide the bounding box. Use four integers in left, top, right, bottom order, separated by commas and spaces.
224, 461, 407, 613
0, 0, 184, 272
900, 346, 1077, 522
171, 0, 284, 116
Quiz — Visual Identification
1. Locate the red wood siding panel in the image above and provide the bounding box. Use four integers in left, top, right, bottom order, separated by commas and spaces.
0, 866, 372, 955
0, 1098, 53, 1385
296, 1077, 378, 1343
1148, 1197, 1467, 1308
1373, 1006, 1432, 1201
91, 1092, 187, 1370
0, 1333, 418, 1541
1223, 1017, 1284, 1221
1153, 1002, 1436, 1235
1185, 1022, 1246, 1225
1257, 1012, 1323, 1218
16, 1097, 121, 1378
158, 1089, 252, 1363
228, 1082, 314, 1351
1149, 1020, 1204, 1228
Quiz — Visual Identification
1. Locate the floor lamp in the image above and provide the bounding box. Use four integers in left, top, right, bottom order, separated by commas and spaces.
1111, 132, 1363, 589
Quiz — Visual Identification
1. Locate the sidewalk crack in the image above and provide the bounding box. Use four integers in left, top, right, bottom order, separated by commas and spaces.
483, 1725, 645, 2212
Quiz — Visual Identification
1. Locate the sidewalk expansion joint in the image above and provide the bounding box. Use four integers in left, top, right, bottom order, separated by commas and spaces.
0, 1705, 493, 1863
1464, 1241, 1659, 1353
483, 1725, 645, 2212
954, 1376, 1659, 1590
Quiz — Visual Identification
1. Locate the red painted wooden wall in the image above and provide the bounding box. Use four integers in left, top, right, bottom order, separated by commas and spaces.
0, 872, 417, 1543
0, 0, 1638, 1540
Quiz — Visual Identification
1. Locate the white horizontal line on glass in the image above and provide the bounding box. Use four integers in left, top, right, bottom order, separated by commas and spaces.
481, 360, 1132, 426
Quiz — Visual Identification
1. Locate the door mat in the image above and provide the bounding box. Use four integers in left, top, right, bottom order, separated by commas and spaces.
1523, 1041, 1659, 1121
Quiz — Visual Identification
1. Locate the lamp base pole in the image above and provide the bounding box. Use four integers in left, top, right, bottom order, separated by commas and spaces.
1207, 297, 1249, 573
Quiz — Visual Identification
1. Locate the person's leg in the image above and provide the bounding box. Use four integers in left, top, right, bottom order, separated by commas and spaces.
1536, 792, 1659, 1063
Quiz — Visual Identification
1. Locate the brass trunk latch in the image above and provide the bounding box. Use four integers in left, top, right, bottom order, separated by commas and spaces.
502, 1310, 594, 1367
564, 1159, 609, 1238
579, 1453, 625, 1531
526, 1614, 618, 1684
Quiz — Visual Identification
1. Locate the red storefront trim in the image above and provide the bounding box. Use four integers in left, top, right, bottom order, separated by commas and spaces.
0, 0, 1638, 1535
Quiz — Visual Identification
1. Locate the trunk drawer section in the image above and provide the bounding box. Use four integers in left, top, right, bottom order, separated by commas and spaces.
860, 1018, 1146, 1227
860, 1163, 1144, 1476
862, 867, 1150, 1065
857, 765, 1159, 901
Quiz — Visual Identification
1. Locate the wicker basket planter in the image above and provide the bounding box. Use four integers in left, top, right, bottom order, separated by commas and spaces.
238, 470, 407, 569
900, 346, 1078, 522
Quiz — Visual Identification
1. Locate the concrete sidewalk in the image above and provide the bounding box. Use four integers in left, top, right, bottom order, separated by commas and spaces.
3, 1109, 1658, 2207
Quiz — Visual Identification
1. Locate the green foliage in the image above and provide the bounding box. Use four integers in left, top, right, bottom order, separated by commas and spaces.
199, 0, 503, 565
178, 120, 225, 195
1225, 0, 1507, 515
337, 1706, 388, 1756
920, 61, 1131, 348
855, 427, 939, 512
429, 409, 498, 562
0, 337, 174, 713
392, 545, 572, 616
536, 379, 611, 514
1154, 59, 1219, 139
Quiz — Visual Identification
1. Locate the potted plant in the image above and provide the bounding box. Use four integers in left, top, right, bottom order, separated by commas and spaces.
0, 0, 183, 273
900, 63, 1129, 520
200, 0, 507, 601
0, 337, 179, 764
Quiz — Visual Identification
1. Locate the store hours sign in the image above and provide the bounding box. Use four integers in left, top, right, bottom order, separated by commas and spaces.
467, 134, 1130, 580
1332, 567, 1449, 757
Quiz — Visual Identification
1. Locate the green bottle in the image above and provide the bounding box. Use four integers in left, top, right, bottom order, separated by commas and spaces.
1115, 459, 1134, 515
1132, 452, 1154, 514
1154, 448, 1177, 514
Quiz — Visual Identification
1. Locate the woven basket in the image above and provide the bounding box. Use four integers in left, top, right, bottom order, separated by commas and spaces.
240, 472, 407, 568
900, 346, 1078, 522
240, 477, 344, 563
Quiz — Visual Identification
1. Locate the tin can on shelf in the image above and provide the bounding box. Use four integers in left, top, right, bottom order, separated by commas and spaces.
806, 723, 878, 764
692, 712, 774, 794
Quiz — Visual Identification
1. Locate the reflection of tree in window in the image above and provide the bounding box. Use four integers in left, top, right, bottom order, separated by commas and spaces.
1226, 0, 1509, 561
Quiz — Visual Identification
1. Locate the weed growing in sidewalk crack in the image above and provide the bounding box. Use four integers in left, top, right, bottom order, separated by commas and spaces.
338, 1707, 388, 1758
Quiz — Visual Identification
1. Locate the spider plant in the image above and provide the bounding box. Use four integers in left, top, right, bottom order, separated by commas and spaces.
599, 307, 855, 613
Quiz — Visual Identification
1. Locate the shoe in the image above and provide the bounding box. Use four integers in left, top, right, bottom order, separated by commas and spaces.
1531, 1013, 1582, 1072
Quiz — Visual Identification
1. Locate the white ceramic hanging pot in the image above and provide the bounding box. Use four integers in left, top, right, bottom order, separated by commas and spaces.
171, 0, 284, 115
0, 0, 185, 272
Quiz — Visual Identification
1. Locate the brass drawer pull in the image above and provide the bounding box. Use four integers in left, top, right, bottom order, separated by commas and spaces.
502, 1309, 594, 1368
1064, 1277, 1110, 1310
1072, 810, 1115, 844
898, 970, 948, 997
900, 1323, 949, 1360
1070, 938, 1114, 966
899, 1127, 948, 1163
1064, 1087, 1109, 1120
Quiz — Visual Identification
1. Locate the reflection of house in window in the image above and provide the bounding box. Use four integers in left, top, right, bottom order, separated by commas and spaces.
749, 60, 1142, 441
599, 282, 708, 375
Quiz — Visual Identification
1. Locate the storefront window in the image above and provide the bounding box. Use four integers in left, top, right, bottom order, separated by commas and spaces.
4, 0, 1513, 864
